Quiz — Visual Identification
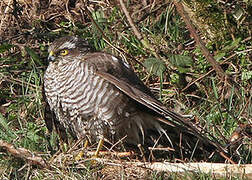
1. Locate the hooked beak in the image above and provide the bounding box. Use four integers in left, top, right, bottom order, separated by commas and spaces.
48, 51, 55, 61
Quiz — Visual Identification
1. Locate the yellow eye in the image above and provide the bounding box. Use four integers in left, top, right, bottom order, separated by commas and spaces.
60, 49, 69, 56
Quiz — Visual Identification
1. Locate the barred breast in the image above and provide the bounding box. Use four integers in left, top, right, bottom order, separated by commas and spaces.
44, 58, 135, 143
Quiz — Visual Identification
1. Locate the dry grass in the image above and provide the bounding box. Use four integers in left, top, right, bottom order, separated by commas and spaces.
0, 0, 251, 179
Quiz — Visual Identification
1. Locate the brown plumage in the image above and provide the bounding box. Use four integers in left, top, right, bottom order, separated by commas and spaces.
43, 36, 226, 159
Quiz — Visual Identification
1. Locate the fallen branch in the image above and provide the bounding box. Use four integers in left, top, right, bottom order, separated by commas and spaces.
0, 140, 48, 168
93, 158, 252, 178
3, 139, 250, 178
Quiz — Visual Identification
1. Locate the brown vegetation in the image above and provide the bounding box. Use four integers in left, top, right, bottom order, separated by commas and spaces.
0, 0, 251, 179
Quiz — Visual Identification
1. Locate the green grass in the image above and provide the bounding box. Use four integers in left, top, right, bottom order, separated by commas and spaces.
0, 0, 251, 179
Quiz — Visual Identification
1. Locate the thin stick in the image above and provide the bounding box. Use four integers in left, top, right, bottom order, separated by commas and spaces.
119, 0, 142, 41
181, 52, 237, 92
81, 4, 144, 67
174, 1, 226, 79
119, 0, 159, 59
0, 0, 12, 33
86, 150, 135, 158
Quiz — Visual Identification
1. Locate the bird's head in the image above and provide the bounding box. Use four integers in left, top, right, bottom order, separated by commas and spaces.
48, 36, 91, 63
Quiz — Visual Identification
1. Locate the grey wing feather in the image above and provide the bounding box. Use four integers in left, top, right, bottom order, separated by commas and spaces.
96, 65, 227, 153
83, 52, 227, 152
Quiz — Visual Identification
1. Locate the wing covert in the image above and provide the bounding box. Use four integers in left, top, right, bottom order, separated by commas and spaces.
92, 54, 227, 153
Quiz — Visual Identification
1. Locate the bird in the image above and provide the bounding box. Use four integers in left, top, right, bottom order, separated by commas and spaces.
43, 36, 226, 159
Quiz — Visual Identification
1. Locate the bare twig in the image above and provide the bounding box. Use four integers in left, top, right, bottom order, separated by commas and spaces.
81, 3, 144, 67
148, 147, 175, 152
119, 0, 142, 41
182, 52, 238, 92
219, 151, 236, 164
173, 1, 226, 79
0, 0, 12, 33
86, 150, 135, 158
119, 0, 159, 59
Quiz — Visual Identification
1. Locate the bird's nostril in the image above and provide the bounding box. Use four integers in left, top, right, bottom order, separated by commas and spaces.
48, 55, 55, 61
48, 51, 55, 61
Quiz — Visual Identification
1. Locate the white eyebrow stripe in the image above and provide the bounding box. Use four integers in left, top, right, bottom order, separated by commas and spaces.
59, 41, 76, 50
